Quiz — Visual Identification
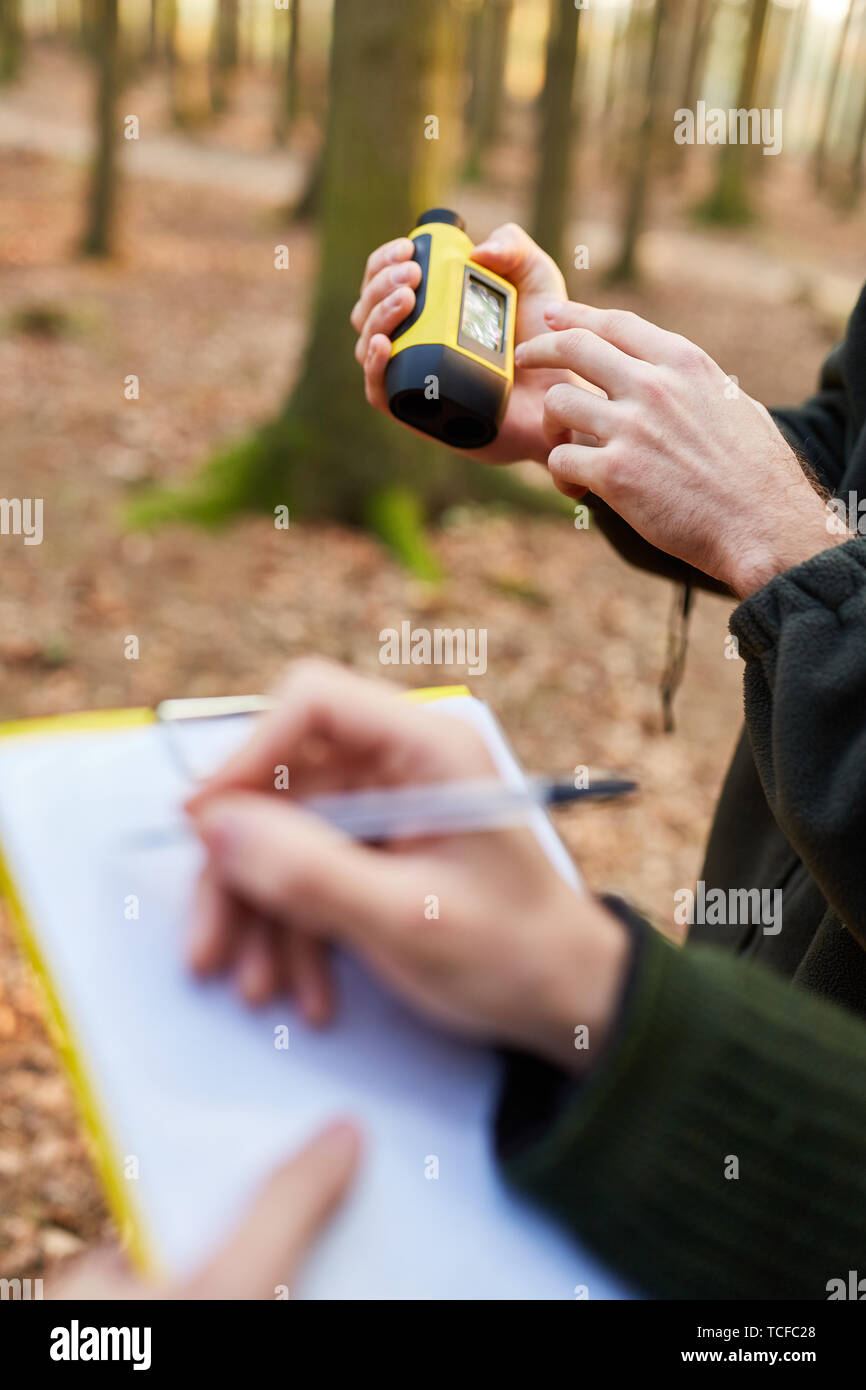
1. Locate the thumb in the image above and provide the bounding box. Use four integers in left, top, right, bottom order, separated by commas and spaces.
471, 221, 566, 298
190, 791, 411, 943
182, 1121, 361, 1299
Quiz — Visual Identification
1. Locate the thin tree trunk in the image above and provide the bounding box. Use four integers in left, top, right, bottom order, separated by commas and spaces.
603, 7, 627, 120
813, 0, 856, 189
82, 0, 120, 257
164, 0, 177, 64
600, 4, 633, 177
0, 0, 23, 84
531, 0, 581, 270
609, 0, 666, 282
147, 0, 158, 60
674, 0, 719, 182
778, 0, 807, 110
680, 0, 717, 113
211, 0, 240, 112
654, 0, 689, 171
850, 18, 866, 193
700, 0, 771, 223
463, 0, 513, 181
275, 0, 301, 144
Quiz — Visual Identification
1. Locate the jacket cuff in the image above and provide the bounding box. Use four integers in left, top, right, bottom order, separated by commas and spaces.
730, 534, 866, 662
495, 898, 666, 1170
496, 897, 650, 1163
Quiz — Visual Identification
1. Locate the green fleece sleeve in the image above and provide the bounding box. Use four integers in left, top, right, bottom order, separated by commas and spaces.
731, 535, 866, 951
770, 338, 850, 494
496, 904, 866, 1300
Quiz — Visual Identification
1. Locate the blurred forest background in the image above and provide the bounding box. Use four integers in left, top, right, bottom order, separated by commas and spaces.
1, 0, 865, 1279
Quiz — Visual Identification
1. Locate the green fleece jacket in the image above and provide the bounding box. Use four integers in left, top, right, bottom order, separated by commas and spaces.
495, 285, 866, 1299
592, 281, 866, 1003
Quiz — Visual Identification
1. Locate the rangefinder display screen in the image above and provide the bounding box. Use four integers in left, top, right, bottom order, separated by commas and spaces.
461, 277, 506, 353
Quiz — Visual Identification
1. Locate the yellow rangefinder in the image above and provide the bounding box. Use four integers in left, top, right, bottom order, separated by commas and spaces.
386, 208, 516, 449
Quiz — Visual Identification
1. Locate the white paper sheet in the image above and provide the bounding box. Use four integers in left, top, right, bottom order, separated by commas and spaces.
0, 696, 629, 1299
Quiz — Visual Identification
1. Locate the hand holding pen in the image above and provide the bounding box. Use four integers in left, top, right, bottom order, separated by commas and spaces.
184, 660, 633, 1076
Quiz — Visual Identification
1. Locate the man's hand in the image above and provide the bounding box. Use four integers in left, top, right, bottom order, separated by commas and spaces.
516, 302, 851, 598
350, 223, 577, 465
185, 659, 628, 1074
50, 1121, 360, 1299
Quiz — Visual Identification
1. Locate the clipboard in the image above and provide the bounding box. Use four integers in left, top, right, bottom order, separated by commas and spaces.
0, 690, 469, 1274
0, 688, 616, 1299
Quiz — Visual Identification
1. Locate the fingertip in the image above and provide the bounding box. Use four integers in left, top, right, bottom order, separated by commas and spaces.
366, 334, 391, 379
189, 799, 235, 856
237, 933, 276, 1007
302, 970, 335, 1028
238, 962, 270, 1009
557, 478, 588, 500
188, 933, 217, 977
302, 993, 330, 1028
389, 237, 415, 263
316, 1118, 363, 1166
392, 259, 422, 289
547, 447, 587, 498
184, 769, 233, 818
545, 301, 588, 326
548, 442, 567, 468
188, 868, 232, 976
547, 444, 579, 483
472, 238, 504, 258
287, 1117, 362, 1201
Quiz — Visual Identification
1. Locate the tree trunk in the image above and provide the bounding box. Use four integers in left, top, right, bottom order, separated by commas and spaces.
609, 0, 666, 283
778, 0, 807, 109
850, 21, 866, 193
674, 0, 719, 182
275, 0, 301, 144
211, 0, 240, 113
147, 0, 158, 61
166, 0, 479, 551
81, 0, 120, 258
699, 0, 771, 223
463, 0, 513, 181
274, 0, 461, 525
163, 0, 177, 67
680, 0, 717, 115
531, 0, 581, 271
602, 7, 626, 121
0, 0, 23, 84
654, 0, 690, 172
813, 0, 856, 190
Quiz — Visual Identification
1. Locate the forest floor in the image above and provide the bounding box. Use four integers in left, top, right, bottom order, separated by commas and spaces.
1, 45, 864, 1282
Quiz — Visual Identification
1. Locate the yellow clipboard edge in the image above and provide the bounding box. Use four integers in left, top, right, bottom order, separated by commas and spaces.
0, 706, 155, 743
403, 684, 471, 704
0, 686, 472, 1282
0, 705, 160, 1279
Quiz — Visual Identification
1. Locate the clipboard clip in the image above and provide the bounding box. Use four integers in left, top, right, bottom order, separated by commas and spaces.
155, 695, 275, 783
